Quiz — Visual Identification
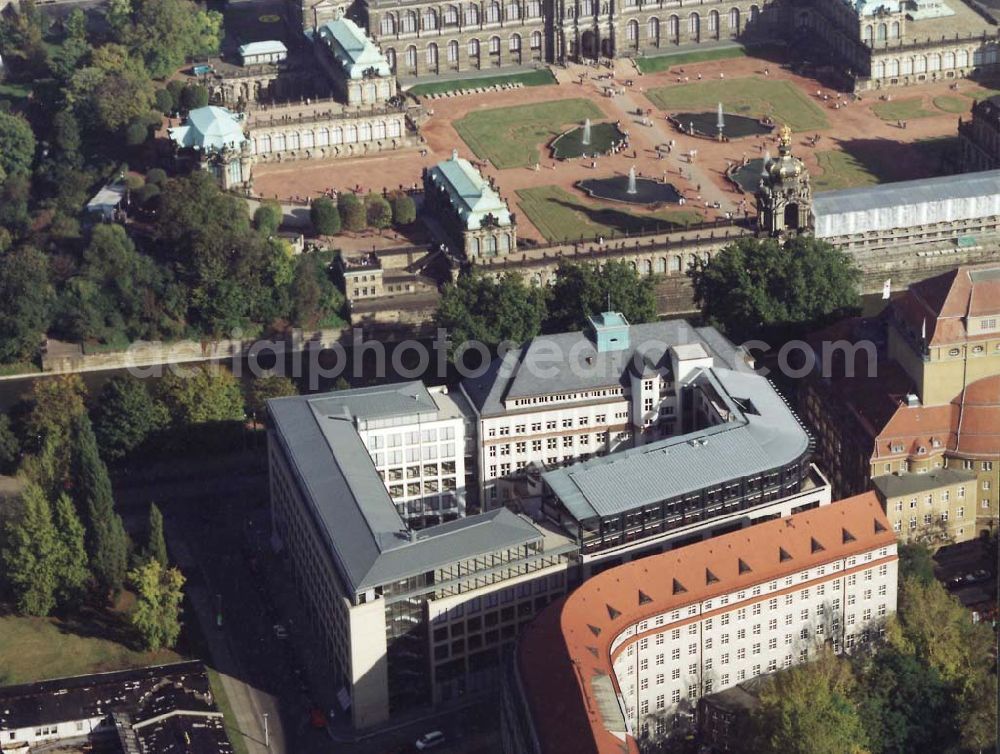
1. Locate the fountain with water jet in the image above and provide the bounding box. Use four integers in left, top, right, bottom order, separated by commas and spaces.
627, 165, 637, 195
582, 118, 592, 146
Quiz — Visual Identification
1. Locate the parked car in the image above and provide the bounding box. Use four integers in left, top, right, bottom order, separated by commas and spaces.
415, 731, 446, 750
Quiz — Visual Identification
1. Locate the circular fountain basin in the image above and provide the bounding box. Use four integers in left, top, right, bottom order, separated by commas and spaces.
577, 175, 683, 205
729, 158, 767, 193
672, 111, 774, 140
551, 122, 627, 159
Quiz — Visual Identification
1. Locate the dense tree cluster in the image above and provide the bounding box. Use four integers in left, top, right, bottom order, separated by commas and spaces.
690, 236, 862, 343
434, 260, 660, 358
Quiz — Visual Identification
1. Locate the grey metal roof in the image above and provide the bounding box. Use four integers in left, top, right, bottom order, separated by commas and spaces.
812, 169, 1000, 216
307, 381, 439, 423
460, 320, 741, 417
871, 468, 978, 498
542, 368, 811, 521
268, 387, 546, 594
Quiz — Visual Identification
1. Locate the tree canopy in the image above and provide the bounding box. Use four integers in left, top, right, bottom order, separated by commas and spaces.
0, 112, 36, 177
691, 236, 861, 343
156, 366, 245, 426
111, 0, 222, 79
436, 271, 548, 357
128, 558, 185, 650
0, 246, 54, 363
93, 375, 170, 462
546, 260, 659, 333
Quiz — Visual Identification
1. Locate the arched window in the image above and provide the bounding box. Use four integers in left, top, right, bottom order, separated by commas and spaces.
427, 43, 439, 65
379, 14, 396, 35
688, 13, 700, 38
668, 15, 679, 38
486, 235, 498, 255
685, 254, 696, 270
506, 0, 519, 19
405, 45, 418, 69
388, 121, 402, 138
486, 2, 500, 22
943, 51, 954, 69
891, 21, 900, 38
581, 0, 593, 14
401, 11, 417, 32
423, 8, 437, 29
749, 5, 759, 23
448, 40, 460, 62
464, 4, 479, 25
471, 237, 480, 256
526, 0, 540, 15
656, 257, 666, 273
345, 124, 358, 143
302, 130, 314, 148
444, 5, 459, 24
317, 128, 329, 146
669, 255, 681, 272
373, 121, 387, 139
887, 58, 899, 76
914, 55, 926, 73
626, 19, 639, 44
877, 23, 886, 41
510, 34, 521, 51
530, 30, 541, 48
469, 38, 480, 56
642, 259, 652, 275
272, 133, 286, 151
648, 17, 660, 45
258, 134, 271, 154
864, 25, 873, 43
489, 35, 501, 53
928, 53, 940, 71
331, 127, 343, 144
288, 132, 300, 150
957, 49, 968, 67
875, 60, 885, 78
359, 122, 372, 141
728, 8, 739, 31
385, 48, 396, 71
709, 10, 719, 33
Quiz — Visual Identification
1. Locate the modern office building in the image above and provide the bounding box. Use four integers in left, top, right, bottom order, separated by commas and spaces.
266, 385, 576, 728
460, 315, 743, 510
0, 662, 234, 754
502, 493, 898, 754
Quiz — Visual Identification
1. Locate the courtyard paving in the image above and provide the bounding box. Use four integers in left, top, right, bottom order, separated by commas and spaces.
252, 50, 998, 243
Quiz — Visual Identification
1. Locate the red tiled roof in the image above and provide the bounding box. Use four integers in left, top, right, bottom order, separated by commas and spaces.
895, 263, 1000, 347
516, 494, 896, 754
954, 374, 1000, 457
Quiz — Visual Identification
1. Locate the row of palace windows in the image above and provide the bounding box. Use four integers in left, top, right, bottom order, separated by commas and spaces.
380, 5, 757, 35
871, 48, 997, 77
387, 34, 542, 67
252, 121, 403, 154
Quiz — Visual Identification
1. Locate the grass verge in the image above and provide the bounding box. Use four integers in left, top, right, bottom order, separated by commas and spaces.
645, 77, 828, 131
812, 150, 880, 192
408, 68, 556, 96
932, 95, 971, 114
207, 667, 251, 754
636, 46, 747, 73
516, 185, 702, 242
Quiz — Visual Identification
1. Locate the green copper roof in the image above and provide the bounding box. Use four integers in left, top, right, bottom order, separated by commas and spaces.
318, 18, 391, 79
426, 151, 513, 230
168, 106, 246, 153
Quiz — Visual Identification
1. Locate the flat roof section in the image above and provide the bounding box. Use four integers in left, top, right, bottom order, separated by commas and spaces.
872, 468, 979, 498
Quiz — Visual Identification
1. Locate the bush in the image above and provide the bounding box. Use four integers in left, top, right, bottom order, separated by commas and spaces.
365, 194, 392, 230
124, 174, 145, 191
166, 80, 185, 107
391, 192, 417, 225
179, 84, 209, 111
310, 198, 341, 235
254, 202, 283, 235
145, 168, 167, 187
133, 183, 161, 208
125, 120, 149, 146
154, 88, 175, 115
338, 193, 366, 232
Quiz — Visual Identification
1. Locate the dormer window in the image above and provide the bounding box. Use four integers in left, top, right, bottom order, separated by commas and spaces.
948, 348, 961, 356
917, 446, 927, 455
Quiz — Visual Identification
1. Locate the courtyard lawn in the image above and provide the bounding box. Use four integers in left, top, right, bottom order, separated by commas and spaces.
516, 185, 702, 242
932, 95, 972, 114
407, 69, 556, 97
644, 78, 828, 131
454, 98, 604, 168
636, 45, 747, 74
812, 150, 880, 192
0, 611, 183, 685
970, 85, 1000, 101
870, 97, 937, 121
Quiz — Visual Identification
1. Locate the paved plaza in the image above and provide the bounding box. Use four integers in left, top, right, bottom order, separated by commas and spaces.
253, 51, 999, 243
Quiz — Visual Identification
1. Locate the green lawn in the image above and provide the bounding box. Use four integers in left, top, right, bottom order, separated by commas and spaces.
454, 98, 604, 168
0, 611, 182, 685
0, 82, 32, 99
970, 86, 1000, 102
516, 185, 702, 242
407, 68, 556, 96
871, 97, 937, 121
812, 150, 881, 192
932, 95, 971, 114
645, 78, 828, 131
636, 46, 746, 74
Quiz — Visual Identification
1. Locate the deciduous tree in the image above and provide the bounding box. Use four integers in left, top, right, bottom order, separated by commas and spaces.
156, 365, 245, 426
390, 192, 416, 226
93, 375, 170, 462
309, 198, 340, 235
1, 483, 60, 616
691, 236, 861, 343
546, 260, 658, 333
0, 111, 36, 177
0, 245, 53, 364
247, 374, 298, 421
129, 558, 184, 651
365, 193, 392, 230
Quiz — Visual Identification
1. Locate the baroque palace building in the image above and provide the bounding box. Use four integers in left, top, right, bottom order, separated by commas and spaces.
290, 0, 998, 89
